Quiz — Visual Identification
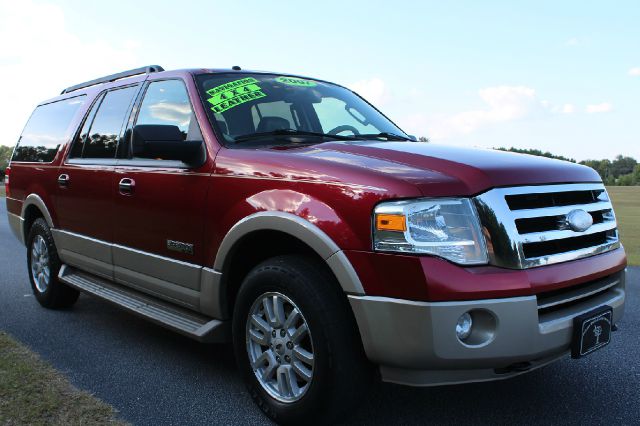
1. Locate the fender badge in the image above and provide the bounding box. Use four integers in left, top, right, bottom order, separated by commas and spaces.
167, 240, 194, 255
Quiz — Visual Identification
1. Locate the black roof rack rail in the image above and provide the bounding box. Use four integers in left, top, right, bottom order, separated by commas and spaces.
60, 65, 165, 94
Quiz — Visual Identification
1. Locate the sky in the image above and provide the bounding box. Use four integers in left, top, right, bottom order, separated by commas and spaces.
0, 0, 638, 161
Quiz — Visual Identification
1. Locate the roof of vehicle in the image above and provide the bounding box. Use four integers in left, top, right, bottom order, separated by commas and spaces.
41, 65, 330, 106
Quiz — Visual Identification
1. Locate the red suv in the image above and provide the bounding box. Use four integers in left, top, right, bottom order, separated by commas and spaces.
5, 65, 626, 424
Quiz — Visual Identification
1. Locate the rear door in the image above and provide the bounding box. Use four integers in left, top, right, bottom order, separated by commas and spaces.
112, 79, 212, 308
6, 95, 86, 229
55, 84, 140, 279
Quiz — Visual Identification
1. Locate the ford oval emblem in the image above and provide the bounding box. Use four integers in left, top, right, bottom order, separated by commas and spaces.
566, 209, 593, 232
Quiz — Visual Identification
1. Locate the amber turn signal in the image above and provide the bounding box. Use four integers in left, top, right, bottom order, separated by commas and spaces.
376, 214, 406, 232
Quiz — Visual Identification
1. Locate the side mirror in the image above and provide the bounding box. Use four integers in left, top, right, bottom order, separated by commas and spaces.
131, 124, 204, 166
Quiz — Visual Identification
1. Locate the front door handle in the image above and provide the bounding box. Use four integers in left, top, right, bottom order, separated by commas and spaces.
119, 178, 135, 194
57, 174, 69, 187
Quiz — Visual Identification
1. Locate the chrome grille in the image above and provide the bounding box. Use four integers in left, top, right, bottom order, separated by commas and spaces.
474, 183, 620, 269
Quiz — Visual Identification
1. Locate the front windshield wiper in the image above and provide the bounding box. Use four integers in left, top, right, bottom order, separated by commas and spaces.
233, 129, 360, 144
354, 132, 413, 141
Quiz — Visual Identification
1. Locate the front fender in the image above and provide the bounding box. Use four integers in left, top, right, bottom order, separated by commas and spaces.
214, 210, 365, 295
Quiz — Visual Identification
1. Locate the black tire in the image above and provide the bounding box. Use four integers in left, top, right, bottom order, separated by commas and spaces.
232, 255, 372, 425
27, 218, 79, 309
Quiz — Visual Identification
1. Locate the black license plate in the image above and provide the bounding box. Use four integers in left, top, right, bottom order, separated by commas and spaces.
571, 306, 613, 359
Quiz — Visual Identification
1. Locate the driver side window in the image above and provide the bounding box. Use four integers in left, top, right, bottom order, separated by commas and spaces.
135, 79, 202, 141
312, 97, 379, 135
132, 79, 202, 160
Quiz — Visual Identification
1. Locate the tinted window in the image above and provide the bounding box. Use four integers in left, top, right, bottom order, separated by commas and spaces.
136, 80, 198, 137
195, 73, 407, 147
69, 93, 103, 158
313, 97, 379, 134
83, 86, 138, 159
250, 101, 297, 130
12, 96, 85, 162
131, 80, 201, 160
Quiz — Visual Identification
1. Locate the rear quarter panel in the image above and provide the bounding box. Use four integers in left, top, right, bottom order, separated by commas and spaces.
6, 163, 59, 222
7, 89, 101, 227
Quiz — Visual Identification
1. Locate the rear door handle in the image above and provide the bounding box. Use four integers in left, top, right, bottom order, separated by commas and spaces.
57, 174, 69, 187
119, 178, 135, 194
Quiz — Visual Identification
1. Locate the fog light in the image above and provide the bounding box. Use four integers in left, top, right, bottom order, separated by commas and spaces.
456, 312, 473, 341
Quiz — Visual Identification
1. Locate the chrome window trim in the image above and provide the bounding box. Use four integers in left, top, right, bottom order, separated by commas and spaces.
66, 158, 118, 166
473, 183, 620, 269
64, 158, 194, 168
115, 159, 191, 168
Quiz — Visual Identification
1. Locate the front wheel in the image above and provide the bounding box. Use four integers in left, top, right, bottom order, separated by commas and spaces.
232, 255, 371, 425
246, 291, 315, 403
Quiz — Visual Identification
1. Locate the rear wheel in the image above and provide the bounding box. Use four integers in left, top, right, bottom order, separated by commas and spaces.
27, 218, 79, 309
232, 255, 372, 425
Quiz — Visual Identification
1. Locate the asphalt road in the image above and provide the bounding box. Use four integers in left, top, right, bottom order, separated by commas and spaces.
1, 201, 639, 425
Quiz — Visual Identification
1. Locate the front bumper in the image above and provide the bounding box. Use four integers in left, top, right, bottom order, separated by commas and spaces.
349, 270, 625, 386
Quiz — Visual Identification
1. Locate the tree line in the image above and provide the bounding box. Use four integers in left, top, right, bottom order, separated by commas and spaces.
0, 145, 12, 180
495, 147, 640, 186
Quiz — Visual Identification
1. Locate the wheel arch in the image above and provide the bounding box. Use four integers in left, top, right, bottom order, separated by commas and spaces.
211, 212, 365, 319
20, 194, 55, 243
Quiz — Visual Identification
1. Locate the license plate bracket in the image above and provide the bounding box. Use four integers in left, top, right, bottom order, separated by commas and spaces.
571, 305, 613, 359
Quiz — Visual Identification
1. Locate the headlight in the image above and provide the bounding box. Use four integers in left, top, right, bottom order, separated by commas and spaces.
373, 198, 488, 265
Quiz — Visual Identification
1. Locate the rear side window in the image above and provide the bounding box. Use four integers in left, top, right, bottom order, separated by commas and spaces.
12, 96, 85, 162
76, 85, 138, 159
69, 93, 104, 158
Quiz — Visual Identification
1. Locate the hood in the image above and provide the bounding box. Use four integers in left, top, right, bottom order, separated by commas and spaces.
292, 141, 600, 196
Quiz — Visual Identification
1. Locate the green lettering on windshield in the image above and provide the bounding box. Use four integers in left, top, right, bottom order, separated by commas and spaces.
275, 76, 317, 87
206, 77, 266, 113
206, 77, 259, 96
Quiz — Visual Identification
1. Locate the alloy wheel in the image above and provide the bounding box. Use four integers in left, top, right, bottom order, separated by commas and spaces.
246, 292, 315, 403
30, 235, 50, 293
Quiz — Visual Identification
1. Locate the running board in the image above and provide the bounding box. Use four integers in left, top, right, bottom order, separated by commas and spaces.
58, 265, 228, 343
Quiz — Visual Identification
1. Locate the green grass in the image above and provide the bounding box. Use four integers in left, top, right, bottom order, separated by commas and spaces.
0, 332, 126, 425
608, 186, 640, 266
0, 185, 5, 197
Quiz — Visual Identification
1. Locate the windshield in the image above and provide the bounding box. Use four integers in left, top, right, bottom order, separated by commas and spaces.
195, 73, 409, 147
